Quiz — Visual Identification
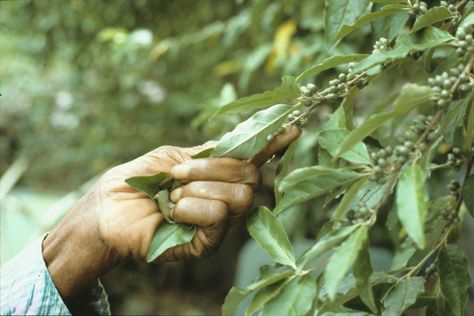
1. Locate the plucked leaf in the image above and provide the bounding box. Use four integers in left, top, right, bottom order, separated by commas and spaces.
335, 111, 395, 159
324, 226, 368, 300
334, 4, 409, 43
382, 277, 425, 315
213, 76, 299, 116
260, 275, 317, 316
247, 206, 296, 267
353, 27, 454, 73
411, 7, 452, 33
155, 190, 175, 223
319, 129, 371, 164
393, 83, 433, 115
396, 163, 428, 249
464, 174, 474, 217
275, 167, 361, 214
211, 104, 292, 159
324, 0, 370, 44
438, 244, 471, 316
125, 172, 173, 199
191, 147, 214, 159
146, 222, 196, 262
296, 54, 368, 83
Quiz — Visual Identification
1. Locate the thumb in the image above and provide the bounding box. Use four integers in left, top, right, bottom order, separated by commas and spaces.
247, 126, 301, 167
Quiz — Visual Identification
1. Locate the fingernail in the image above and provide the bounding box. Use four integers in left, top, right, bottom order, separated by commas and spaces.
171, 164, 190, 179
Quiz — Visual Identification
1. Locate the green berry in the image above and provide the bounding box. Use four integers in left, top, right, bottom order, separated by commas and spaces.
338, 73, 347, 82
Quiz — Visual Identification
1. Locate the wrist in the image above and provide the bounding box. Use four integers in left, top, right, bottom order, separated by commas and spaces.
42, 193, 121, 303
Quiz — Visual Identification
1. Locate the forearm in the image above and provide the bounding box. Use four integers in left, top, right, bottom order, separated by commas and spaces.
42, 192, 120, 304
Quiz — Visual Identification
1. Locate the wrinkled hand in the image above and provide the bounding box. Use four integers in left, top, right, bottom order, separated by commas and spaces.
42, 126, 300, 302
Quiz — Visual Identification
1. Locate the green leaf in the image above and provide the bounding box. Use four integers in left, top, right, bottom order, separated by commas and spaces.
353, 240, 377, 314
146, 222, 196, 262
260, 275, 317, 316
319, 129, 371, 164
393, 83, 433, 115
411, 7, 452, 33
125, 172, 173, 199
396, 163, 428, 249
464, 174, 474, 217
275, 167, 361, 214
465, 93, 474, 148
333, 176, 369, 222
155, 190, 175, 223
353, 27, 454, 73
245, 278, 290, 316
275, 141, 298, 203
324, 0, 370, 44
298, 225, 358, 268
296, 54, 368, 83
325, 105, 348, 130
324, 226, 368, 300
247, 206, 296, 267
382, 277, 425, 315
191, 147, 214, 159
211, 104, 292, 159
460, 10, 474, 28
372, 9, 410, 40
335, 111, 395, 159
213, 76, 299, 116
222, 269, 293, 316
438, 244, 471, 316
334, 4, 409, 43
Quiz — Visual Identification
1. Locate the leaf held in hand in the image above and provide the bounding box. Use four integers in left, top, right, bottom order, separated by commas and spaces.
125, 172, 174, 199
146, 222, 196, 262
211, 104, 293, 159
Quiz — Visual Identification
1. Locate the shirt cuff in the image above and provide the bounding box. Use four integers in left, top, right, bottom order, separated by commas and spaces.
1, 235, 111, 315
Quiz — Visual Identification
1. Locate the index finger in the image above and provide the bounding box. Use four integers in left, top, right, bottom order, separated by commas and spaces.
170, 158, 261, 189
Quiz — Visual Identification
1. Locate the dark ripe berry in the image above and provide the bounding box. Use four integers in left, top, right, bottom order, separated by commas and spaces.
347, 209, 356, 220
448, 180, 461, 192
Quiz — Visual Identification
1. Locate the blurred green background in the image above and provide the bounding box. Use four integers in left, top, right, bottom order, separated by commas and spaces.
1, 0, 473, 314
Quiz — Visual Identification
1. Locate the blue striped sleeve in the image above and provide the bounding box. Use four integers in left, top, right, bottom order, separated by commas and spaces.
1, 236, 111, 315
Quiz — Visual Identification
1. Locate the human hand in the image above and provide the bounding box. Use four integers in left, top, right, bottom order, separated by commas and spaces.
42, 126, 300, 301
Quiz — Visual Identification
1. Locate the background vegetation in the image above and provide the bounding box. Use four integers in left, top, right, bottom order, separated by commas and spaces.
1, 0, 473, 314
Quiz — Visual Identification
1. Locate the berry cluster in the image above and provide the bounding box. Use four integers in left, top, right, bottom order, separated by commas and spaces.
370, 146, 393, 183
344, 202, 373, 224
447, 180, 461, 196
440, 1, 457, 12
298, 66, 369, 108
424, 262, 437, 279
369, 115, 436, 183
372, 37, 389, 53
447, 147, 463, 170
411, 1, 428, 15
456, 25, 474, 56
428, 71, 455, 107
